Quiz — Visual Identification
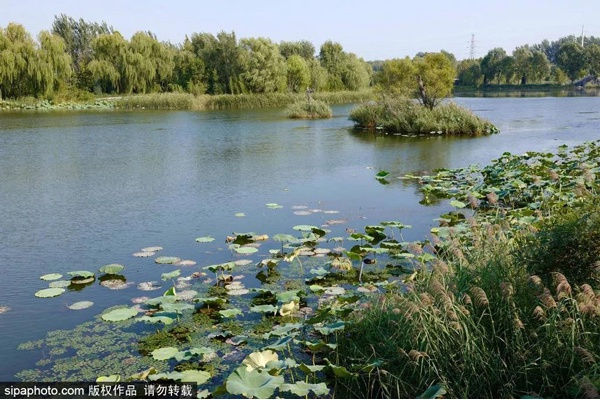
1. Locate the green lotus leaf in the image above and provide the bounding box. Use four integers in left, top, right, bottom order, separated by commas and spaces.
68, 301, 94, 310
194, 296, 227, 305
97, 375, 121, 382
316, 320, 346, 335
137, 315, 174, 325
235, 212, 246, 217
161, 303, 194, 314
276, 290, 301, 303
242, 350, 279, 371
151, 346, 179, 361
161, 269, 181, 281
293, 224, 319, 232
264, 336, 293, 351
234, 246, 258, 254
180, 370, 211, 385
145, 296, 177, 306
142, 246, 163, 252
226, 366, 284, 399
35, 288, 65, 298
219, 308, 243, 318
164, 286, 176, 296
273, 234, 296, 242
264, 323, 303, 338
250, 304, 278, 314
280, 382, 330, 397
325, 359, 357, 378
40, 273, 62, 281
101, 307, 138, 322
155, 256, 181, 264
148, 372, 183, 381
450, 200, 467, 209
195, 236, 215, 243
279, 300, 299, 316
67, 270, 95, 279
299, 363, 326, 374
49, 280, 71, 288
265, 203, 283, 209
99, 264, 125, 275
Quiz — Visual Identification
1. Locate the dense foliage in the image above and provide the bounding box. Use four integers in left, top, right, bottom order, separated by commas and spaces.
456, 35, 600, 86
0, 17, 372, 100
284, 99, 332, 119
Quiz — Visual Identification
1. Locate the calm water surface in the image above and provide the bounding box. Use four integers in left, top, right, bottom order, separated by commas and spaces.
0, 97, 599, 379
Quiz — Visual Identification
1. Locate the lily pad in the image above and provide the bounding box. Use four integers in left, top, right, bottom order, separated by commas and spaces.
226, 366, 284, 399
293, 224, 319, 232
281, 382, 330, 397
180, 369, 211, 385
68, 301, 94, 310
133, 251, 155, 257
161, 270, 181, 281
195, 236, 215, 243
137, 281, 161, 291
49, 280, 71, 288
219, 308, 243, 318
40, 273, 62, 281
142, 246, 163, 252
234, 246, 258, 254
100, 279, 131, 290
155, 256, 181, 264
35, 288, 65, 298
235, 212, 246, 217
173, 259, 197, 267
266, 203, 283, 209
99, 264, 125, 275
67, 270, 95, 279
151, 346, 179, 361
101, 307, 138, 322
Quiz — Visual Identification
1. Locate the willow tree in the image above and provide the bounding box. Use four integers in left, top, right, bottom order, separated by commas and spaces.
173, 38, 205, 94
340, 53, 372, 90
286, 54, 310, 92
126, 31, 174, 93
0, 23, 40, 99
413, 53, 456, 109
87, 32, 128, 93
36, 31, 72, 96
239, 37, 287, 93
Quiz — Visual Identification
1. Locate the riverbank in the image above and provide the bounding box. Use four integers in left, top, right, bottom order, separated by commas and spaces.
0, 90, 374, 112
454, 83, 600, 97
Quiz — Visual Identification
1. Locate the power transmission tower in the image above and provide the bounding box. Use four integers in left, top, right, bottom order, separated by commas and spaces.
469, 34, 476, 60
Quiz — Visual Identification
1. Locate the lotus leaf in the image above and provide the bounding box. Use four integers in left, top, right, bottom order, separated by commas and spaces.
235, 212, 245, 217
35, 288, 65, 298
101, 307, 138, 322
276, 290, 301, 303
137, 281, 161, 291
299, 363, 326, 374
137, 315, 174, 325
234, 259, 253, 266
99, 264, 125, 275
133, 251, 155, 257
234, 246, 258, 254
174, 259, 197, 267
194, 296, 226, 305
68, 301, 94, 310
273, 234, 295, 242
417, 384, 447, 399
151, 346, 179, 361
49, 280, 71, 288
226, 366, 284, 399
242, 350, 279, 371
67, 270, 95, 279
195, 236, 215, 243
40, 273, 62, 281
250, 304, 278, 314
155, 256, 181, 264
97, 375, 121, 382
280, 382, 330, 397
142, 246, 163, 252
264, 323, 302, 338
265, 203, 283, 209
180, 369, 211, 385
145, 296, 177, 306
226, 336, 248, 346
316, 321, 346, 335
161, 269, 181, 281
325, 360, 357, 378
264, 336, 293, 351
149, 372, 182, 381
219, 308, 242, 318
161, 303, 194, 314
293, 224, 318, 232
450, 200, 467, 209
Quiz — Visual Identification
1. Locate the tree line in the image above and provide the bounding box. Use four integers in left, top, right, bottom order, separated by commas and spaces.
455, 35, 600, 86
0, 14, 372, 100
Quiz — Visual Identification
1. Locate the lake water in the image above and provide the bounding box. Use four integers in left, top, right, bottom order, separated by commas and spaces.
0, 96, 599, 380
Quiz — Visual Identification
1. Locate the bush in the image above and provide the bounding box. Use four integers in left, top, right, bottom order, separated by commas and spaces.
285, 99, 332, 119
349, 97, 498, 136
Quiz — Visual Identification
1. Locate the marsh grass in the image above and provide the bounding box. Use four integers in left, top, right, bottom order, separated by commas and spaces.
349, 97, 498, 136
285, 100, 332, 119
335, 210, 600, 398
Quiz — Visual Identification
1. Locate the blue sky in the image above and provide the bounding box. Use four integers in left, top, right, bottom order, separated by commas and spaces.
1, 0, 597, 60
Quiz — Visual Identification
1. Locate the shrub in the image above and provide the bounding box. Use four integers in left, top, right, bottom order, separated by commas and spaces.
285, 99, 332, 119
349, 97, 498, 136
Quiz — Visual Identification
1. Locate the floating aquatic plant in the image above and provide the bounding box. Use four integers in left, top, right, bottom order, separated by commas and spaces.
68, 301, 94, 310
99, 264, 125, 275
35, 288, 65, 298
155, 256, 181, 264
101, 307, 139, 322
40, 273, 62, 281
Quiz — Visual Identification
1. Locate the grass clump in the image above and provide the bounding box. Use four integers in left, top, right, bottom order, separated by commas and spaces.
285, 99, 332, 119
335, 214, 600, 398
349, 97, 498, 136
116, 93, 197, 110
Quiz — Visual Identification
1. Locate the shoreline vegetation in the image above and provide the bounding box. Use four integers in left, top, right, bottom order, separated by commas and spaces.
0, 90, 374, 111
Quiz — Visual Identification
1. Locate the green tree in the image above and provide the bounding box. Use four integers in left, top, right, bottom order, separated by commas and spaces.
480, 47, 507, 84
340, 53, 372, 90
128, 31, 175, 93
87, 32, 128, 93
306, 58, 328, 91
286, 54, 310, 92
0, 23, 38, 99
172, 38, 205, 94
375, 57, 415, 96
239, 37, 287, 93
556, 42, 586, 82
585, 43, 600, 77
279, 40, 315, 60
51, 14, 112, 89
414, 52, 456, 109
36, 30, 72, 96
456, 59, 483, 86
513, 45, 533, 84
319, 40, 345, 90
